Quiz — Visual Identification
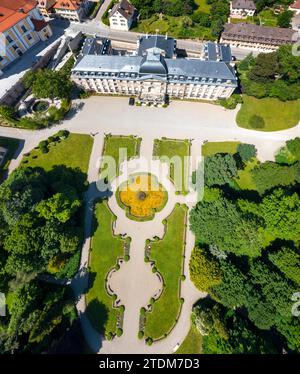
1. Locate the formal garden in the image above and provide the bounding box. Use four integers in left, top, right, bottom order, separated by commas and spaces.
153, 138, 190, 194
100, 134, 141, 179
117, 173, 168, 221
187, 137, 300, 353
86, 200, 129, 339
141, 204, 187, 343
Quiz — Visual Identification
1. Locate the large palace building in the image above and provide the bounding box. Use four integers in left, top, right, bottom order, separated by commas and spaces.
71, 35, 238, 104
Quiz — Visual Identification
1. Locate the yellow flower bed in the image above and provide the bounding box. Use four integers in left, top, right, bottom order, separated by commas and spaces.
119, 174, 167, 218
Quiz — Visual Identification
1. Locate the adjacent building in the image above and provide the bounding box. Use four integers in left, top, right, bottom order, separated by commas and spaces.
221, 23, 296, 51
36, 0, 56, 16
52, 0, 90, 22
71, 35, 237, 104
109, 0, 137, 31
0, 0, 53, 72
230, 0, 256, 18
289, 0, 300, 15
36, 0, 90, 21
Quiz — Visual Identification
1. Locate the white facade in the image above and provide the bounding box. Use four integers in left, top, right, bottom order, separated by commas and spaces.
72, 76, 236, 102
109, 10, 133, 31
230, 1, 256, 18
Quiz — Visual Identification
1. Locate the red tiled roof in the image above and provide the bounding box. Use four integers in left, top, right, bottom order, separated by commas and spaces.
0, 0, 36, 32
31, 17, 48, 31
290, 0, 300, 9
53, 0, 81, 10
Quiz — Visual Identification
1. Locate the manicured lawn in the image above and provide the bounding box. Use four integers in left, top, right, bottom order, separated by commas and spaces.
86, 200, 126, 337
0, 136, 19, 181
21, 134, 93, 174
153, 138, 190, 194
235, 158, 259, 191
236, 95, 300, 131
145, 204, 187, 340
101, 135, 141, 179
202, 141, 240, 156
175, 324, 202, 354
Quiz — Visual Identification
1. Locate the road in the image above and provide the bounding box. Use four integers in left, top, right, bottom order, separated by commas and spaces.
62, 1, 257, 59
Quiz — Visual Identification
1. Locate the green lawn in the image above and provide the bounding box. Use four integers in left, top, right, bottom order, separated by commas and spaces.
86, 200, 126, 337
202, 141, 240, 156
256, 9, 278, 27
0, 136, 19, 181
21, 134, 93, 174
175, 324, 202, 354
145, 204, 187, 340
153, 138, 190, 194
101, 135, 141, 179
236, 95, 300, 131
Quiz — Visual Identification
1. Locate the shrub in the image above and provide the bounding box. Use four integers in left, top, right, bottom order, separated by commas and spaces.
115, 264, 120, 270
116, 328, 123, 337
150, 297, 155, 305
41, 146, 48, 154
106, 332, 113, 340
146, 337, 153, 346
124, 254, 130, 262
249, 115, 265, 129
144, 256, 149, 263
112, 294, 117, 302
237, 143, 257, 163
181, 274, 186, 281
180, 298, 185, 304
120, 305, 125, 312
57, 130, 70, 139
138, 331, 144, 339
38, 140, 48, 149
152, 266, 157, 273
140, 307, 146, 316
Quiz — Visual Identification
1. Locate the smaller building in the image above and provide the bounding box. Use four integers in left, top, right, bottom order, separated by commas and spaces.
36, 0, 56, 17
230, 0, 256, 18
52, 0, 89, 22
109, 0, 137, 31
289, 0, 300, 15
221, 22, 296, 52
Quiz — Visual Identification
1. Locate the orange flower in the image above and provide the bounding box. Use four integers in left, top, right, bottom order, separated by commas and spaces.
119, 175, 167, 218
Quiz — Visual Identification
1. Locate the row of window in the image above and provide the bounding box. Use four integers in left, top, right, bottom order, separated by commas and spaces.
75, 72, 235, 85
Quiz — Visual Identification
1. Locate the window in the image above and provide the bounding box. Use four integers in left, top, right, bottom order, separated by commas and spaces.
21, 25, 27, 33
27, 34, 32, 41
6, 35, 13, 44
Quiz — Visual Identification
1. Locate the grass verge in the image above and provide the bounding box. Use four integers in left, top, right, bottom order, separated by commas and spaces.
202, 141, 240, 156
175, 324, 202, 354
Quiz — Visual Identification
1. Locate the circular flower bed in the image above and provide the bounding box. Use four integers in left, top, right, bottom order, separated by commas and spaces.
32, 100, 50, 113
118, 174, 168, 221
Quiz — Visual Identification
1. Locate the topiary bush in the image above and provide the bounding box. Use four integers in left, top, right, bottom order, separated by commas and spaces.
138, 330, 144, 339
116, 328, 123, 337
249, 115, 265, 129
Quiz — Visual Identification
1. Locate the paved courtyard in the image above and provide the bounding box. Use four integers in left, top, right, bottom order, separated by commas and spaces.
1, 96, 300, 354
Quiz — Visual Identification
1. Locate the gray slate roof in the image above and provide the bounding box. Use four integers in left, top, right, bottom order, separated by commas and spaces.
110, 0, 137, 21
222, 23, 296, 45
138, 35, 176, 58
231, 0, 256, 10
